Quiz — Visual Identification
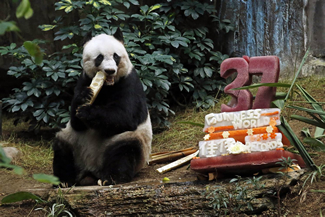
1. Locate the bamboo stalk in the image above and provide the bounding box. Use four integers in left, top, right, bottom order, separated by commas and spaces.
150, 147, 196, 159
156, 150, 199, 174
149, 149, 197, 165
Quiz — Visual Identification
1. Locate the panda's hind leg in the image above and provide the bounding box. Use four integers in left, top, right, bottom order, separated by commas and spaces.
100, 140, 142, 185
52, 138, 78, 187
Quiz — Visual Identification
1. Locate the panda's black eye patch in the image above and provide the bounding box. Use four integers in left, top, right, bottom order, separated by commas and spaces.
95, 54, 104, 67
113, 53, 121, 65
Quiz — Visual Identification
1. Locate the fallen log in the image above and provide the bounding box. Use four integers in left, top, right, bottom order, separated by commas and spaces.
47, 169, 307, 216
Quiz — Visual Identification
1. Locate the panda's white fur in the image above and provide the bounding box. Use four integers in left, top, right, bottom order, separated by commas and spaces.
53, 30, 152, 186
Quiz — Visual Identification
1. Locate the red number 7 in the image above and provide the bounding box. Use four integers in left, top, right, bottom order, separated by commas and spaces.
220, 56, 280, 112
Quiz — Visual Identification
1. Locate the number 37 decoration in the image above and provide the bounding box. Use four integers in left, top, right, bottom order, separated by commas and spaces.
220, 56, 280, 112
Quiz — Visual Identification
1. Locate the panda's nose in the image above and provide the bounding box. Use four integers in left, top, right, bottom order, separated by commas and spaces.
105, 69, 115, 75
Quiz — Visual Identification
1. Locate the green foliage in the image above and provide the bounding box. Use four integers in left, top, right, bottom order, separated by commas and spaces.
303, 164, 325, 189
1, 191, 46, 204
275, 156, 298, 177
35, 187, 75, 217
289, 84, 325, 149
0, 21, 20, 35
0, 0, 43, 66
203, 176, 264, 215
16, 0, 34, 19
2, 0, 231, 128
1, 42, 81, 131
33, 173, 61, 185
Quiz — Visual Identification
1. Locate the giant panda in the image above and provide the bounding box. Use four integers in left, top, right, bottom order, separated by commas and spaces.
52, 29, 152, 186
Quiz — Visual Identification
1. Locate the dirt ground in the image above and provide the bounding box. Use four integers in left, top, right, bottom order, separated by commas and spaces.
1, 77, 325, 216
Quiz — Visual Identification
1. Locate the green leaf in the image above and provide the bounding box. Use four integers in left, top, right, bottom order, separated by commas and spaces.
23, 41, 43, 65
1, 191, 45, 204
204, 67, 213, 77
99, 0, 111, 5
148, 4, 162, 13
284, 49, 309, 102
16, 0, 34, 19
279, 116, 316, 170
232, 83, 290, 90
301, 127, 311, 138
315, 127, 325, 139
33, 174, 60, 185
272, 99, 285, 110
0, 162, 24, 175
39, 24, 56, 31
287, 105, 325, 116
296, 84, 325, 121
123, 1, 130, 8
303, 137, 325, 150
171, 41, 179, 48
129, 0, 139, 5
291, 115, 325, 129
65, 5, 74, 13
0, 21, 20, 35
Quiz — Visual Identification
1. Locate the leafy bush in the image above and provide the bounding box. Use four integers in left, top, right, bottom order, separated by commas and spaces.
1, 0, 232, 130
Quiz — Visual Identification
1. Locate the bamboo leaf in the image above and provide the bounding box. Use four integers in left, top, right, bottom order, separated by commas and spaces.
280, 116, 316, 170
301, 127, 311, 138
287, 105, 325, 116
296, 84, 325, 121
272, 99, 285, 110
277, 123, 296, 151
232, 83, 290, 90
311, 189, 325, 193
315, 127, 325, 138
303, 137, 325, 150
275, 92, 287, 99
291, 115, 325, 129
285, 48, 309, 102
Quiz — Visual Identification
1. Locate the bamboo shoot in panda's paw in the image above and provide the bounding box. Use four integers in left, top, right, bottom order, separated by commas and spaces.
89, 71, 106, 104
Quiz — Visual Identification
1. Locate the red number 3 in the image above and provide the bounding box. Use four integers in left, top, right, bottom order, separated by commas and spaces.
220, 56, 280, 112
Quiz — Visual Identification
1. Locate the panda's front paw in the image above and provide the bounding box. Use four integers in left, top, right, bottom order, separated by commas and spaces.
75, 87, 93, 105
98, 179, 113, 186
76, 104, 92, 120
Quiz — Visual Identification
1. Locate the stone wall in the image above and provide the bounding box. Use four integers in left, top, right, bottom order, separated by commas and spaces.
217, 0, 325, 77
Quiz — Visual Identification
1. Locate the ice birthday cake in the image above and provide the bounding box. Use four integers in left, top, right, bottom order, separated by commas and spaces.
190, 55, 305, 174
199, 108, 286, 158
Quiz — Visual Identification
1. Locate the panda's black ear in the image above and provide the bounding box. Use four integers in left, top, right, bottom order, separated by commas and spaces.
113, 28, 124, 43
82, 32, 93, 46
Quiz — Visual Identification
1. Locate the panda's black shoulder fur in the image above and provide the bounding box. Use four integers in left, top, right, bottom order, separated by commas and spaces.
70, 67, 148, 138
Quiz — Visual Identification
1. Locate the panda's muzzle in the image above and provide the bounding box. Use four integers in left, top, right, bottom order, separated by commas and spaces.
105, 69, 115, 75
104, 69, 116, 85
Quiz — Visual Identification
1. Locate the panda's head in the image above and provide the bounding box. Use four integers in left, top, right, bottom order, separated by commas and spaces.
82, 29, 133, 85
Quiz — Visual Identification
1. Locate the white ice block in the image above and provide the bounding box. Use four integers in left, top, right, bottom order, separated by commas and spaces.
245, 133, 283, 152
203, 108, 281, 132
199, 138, 236, 158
